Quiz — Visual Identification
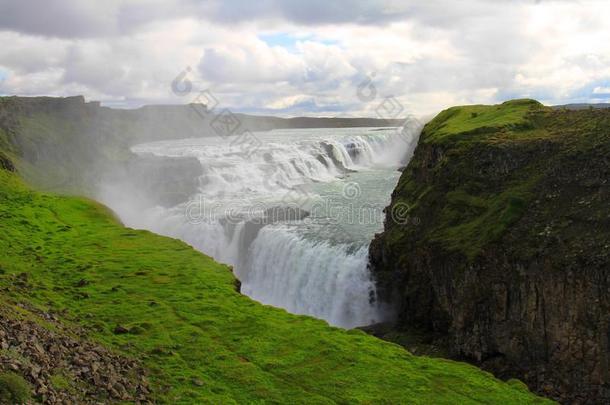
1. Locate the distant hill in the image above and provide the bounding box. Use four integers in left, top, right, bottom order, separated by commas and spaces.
1, 95, 403, 143
553, 102, 610, 110
0, 95, 404, 195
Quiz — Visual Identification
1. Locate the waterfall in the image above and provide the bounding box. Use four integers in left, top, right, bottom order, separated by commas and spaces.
103, 125, 421, 328
239, 226, 379, 328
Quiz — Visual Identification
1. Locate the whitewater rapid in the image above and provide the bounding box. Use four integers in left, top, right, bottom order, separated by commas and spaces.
103, 125, 421, 328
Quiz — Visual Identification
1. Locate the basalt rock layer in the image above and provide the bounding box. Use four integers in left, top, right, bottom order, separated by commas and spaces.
370, 100, 610, 403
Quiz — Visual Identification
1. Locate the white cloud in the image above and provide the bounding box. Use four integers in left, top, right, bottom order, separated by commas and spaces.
593, 86, 610, 94
199, 40, 305, 84
0, 0, 609, 115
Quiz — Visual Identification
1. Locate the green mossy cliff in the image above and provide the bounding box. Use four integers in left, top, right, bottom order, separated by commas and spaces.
370, 100, 610, 403
0, 96, 550, 403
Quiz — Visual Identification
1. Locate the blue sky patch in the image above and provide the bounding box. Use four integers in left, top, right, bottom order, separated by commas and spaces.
228, 98, 352, 117
567, 79, 610, 102
495, 78, 610, 106
259, 33, 340, 51
259, 32, 298, 49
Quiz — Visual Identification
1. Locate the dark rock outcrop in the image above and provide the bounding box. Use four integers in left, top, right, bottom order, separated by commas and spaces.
234, 206, 311, 258
0, 153, 15, 172
369, 101, 610, 403
320, 142, 356, 173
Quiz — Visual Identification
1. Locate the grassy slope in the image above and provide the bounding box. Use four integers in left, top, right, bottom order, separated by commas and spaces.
420, 99, 541, 144
384, 99, 596, 260
0, 169, 550, 404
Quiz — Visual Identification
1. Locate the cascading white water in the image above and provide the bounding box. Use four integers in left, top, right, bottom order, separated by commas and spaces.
240, 226, 378, 328
103, 125, 421, 328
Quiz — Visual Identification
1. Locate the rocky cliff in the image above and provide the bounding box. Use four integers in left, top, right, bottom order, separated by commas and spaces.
369, 99, 610, 403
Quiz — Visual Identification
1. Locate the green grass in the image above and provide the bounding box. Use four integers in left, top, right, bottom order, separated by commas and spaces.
383, 100, 550, 259
422, 99, 543, 144
49, 372, 77, 394
432, 187, 531, 259
380, 100, 610, 264
0, 169, 550, 404
0, 372, 32, 404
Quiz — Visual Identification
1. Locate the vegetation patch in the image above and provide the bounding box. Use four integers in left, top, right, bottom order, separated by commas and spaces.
0, 372, 31, 404
421, 99, 543, 145
0, 167, 549, 403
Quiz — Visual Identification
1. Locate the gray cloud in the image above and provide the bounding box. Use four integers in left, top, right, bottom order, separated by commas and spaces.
196, 0, 411, 26
0, 0, 542, 38
0, 0, 608, 115
0, 0, 120, 37
0, 0, 408, 38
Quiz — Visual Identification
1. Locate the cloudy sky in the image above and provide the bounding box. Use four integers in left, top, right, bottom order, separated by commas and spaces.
1, 0, 609, 116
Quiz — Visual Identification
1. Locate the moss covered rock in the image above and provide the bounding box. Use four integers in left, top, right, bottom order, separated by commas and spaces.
370, 100, 610, 403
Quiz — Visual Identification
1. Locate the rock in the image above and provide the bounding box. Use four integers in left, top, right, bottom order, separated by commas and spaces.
369, 105, 610, 404
113, 325, 130, 335
263, 206, 310, 222
0, 153, 15, 172
75, 278, 89, 287
191, 378, 204, 386
320, 142, 357, 173
0, 304, 152, 404
33, 342, 45, 354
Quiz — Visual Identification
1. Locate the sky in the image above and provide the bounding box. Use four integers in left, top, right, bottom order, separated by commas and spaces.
1, 0, 609, 117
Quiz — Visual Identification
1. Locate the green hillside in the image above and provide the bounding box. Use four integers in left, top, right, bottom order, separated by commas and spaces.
0, 168, 549, 403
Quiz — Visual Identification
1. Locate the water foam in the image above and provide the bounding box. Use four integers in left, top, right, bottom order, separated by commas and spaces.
105, 126, 420, 328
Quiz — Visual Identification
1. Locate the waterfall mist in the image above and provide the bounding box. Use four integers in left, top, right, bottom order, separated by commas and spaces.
96, 123, 422, 328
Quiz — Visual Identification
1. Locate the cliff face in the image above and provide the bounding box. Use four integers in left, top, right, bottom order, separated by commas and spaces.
370, 99, 610, 403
